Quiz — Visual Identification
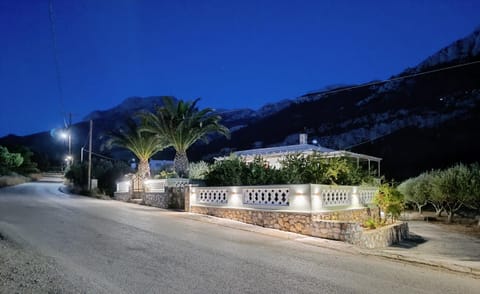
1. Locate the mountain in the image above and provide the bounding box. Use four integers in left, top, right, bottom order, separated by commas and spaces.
191, 27, 480, 179
1, 27, 479, 179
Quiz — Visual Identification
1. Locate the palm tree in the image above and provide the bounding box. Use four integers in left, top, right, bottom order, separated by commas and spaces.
141, 97, 229, 177
108, 118, 167, 178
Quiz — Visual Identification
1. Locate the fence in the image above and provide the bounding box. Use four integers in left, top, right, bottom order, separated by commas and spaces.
116, 178, 190, 194
189, 184, 378, 213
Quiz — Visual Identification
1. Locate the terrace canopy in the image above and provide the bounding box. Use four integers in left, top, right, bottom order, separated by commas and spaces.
218, 143, 382, 176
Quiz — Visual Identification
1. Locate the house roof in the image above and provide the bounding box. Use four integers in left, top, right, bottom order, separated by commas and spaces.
230, 143, 382, 162
233, 144, 335, 157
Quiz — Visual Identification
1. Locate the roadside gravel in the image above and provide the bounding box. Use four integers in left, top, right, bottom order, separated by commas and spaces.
0, 233, 82, 294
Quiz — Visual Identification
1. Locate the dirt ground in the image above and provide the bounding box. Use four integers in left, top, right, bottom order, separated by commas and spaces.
401, 210, 480, 238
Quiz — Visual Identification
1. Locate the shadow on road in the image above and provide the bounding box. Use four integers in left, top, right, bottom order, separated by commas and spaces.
390, 233, 427, 249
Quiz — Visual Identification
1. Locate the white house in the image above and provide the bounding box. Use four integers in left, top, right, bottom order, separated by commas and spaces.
218, 134, 382, 176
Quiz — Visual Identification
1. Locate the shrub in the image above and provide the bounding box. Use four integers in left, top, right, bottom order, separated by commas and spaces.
65, 159, 130, 196
363, 218, 380, 229
155, 170, 178, 179
0, 174, 29, 187
204, 155, 246, 186
188, 161, 210, 180
280, 153, 373, 185
374, 183, 404, 223
0, 146, 23, 175
243, 156, 283, 185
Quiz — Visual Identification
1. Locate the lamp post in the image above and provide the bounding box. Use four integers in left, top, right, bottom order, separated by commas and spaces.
60, 130, 72, 166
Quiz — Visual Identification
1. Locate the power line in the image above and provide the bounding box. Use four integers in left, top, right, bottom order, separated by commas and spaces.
81, 148, 121, 162
315, 60, 480, 151
306, 60, 480, 97
48, 0, 65, 116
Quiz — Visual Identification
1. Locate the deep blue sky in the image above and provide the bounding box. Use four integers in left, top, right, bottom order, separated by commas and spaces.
1, 0, 479, 137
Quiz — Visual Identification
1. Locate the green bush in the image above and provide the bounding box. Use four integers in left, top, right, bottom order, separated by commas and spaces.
188, 161, 210, 180
204, 153, 375, 186
243, 157, 284, 185
374, 183, 404, 223
65, 159, 130, 196
280, 153, 373, 185
204, 155, 246, 186
0, 146, 23, 175
363, 218, 381, 229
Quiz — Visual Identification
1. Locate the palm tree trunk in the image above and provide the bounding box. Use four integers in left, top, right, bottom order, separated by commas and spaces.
174, 151, 189, 178
138, 159, 151, 179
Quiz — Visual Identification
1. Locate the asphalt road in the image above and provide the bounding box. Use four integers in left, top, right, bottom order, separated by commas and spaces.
0, 182, 479, 293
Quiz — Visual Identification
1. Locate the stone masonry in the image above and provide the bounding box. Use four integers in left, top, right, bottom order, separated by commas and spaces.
190, 205, 408, 248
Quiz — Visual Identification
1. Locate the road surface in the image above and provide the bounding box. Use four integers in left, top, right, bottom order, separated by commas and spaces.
0, 182, 478, 293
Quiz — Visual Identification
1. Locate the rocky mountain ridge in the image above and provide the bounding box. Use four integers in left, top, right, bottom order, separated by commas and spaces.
1, 27, 479, 179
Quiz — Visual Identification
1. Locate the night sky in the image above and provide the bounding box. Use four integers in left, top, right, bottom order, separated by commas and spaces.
1, 0, 479, 137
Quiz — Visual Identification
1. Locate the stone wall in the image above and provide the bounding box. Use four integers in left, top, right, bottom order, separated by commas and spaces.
312, 207, 379, 223
357, 222, 409, 249
114, 192, 131, 202
143, 192, 169, 208
190, 205, 409, 248
126, 187, 186, 209
311, 221, 362, 243
191, 206, 312, 235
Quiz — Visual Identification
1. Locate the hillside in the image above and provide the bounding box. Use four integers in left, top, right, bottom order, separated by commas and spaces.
1, 28, 479, 179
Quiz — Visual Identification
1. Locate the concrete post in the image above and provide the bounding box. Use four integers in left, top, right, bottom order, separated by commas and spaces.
184, 185, 191, 212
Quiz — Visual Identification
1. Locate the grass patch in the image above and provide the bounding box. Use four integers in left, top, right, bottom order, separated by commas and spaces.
0, 174, 30, 187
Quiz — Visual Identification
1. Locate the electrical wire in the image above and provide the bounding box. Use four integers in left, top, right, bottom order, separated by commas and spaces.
313, 60, 480, 150
305, 60, 480, 97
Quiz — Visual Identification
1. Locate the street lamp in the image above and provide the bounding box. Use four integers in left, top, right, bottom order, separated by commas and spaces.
59, 129, 72, 167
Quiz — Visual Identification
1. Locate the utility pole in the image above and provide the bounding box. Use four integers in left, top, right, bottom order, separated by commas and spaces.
87, 120, 93, 191
68, 112, 72, 161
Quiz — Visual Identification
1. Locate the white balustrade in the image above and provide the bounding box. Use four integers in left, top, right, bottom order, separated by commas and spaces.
189, 184, 377, 212
243, 188, 289, 206
198, 189, 229, 204
322, 188, 352, 207
358, 188, 377, 205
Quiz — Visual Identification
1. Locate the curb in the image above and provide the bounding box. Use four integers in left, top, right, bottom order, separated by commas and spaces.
361, 250, 480, 278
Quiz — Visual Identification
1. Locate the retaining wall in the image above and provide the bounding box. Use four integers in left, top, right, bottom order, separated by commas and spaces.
190, 205, 408, 248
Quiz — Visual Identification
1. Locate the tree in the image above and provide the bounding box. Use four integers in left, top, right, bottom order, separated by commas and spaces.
8, 145, 39, 174
107, 118, 167, 179
141, 97, 229, 177
398, 173, 431, 215
374, 183, 404, 223
431, 164, 471, 223
0, 146, 23, 175
464, 163, 480, 226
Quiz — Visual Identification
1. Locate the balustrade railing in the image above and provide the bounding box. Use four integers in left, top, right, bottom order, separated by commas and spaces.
116, 178, 191, 194
190, 184, 378, 212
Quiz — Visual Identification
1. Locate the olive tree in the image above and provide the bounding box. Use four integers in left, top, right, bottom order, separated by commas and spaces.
399, 172, 434, 215
431, 164, 472, 223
